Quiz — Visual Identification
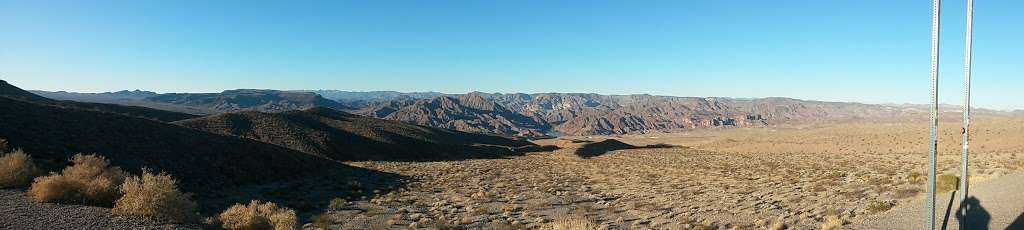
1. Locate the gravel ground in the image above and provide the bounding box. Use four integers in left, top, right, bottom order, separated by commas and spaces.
854, 172, 1024, 230
0, 189, 199, 230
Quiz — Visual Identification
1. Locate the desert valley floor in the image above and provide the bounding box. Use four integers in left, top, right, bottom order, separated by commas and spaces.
302, 117, 1024, 229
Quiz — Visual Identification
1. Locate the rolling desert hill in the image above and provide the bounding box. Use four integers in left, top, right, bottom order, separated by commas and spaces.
173, 107, 540, 161
0, 81, 400, 213
3, 81, 196, 122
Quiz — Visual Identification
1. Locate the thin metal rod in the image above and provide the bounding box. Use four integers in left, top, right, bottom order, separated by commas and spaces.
959, 0, 974, 228
927, 0, 941, 228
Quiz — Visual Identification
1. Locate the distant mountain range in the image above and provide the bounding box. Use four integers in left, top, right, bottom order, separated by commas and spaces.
30, 88, 1006, 138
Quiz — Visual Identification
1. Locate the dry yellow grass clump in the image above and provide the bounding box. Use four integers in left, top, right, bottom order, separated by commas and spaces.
216, 200, 297, 230
0, 149, 42, 188
819, 215, 844, 230
28, 154, 126, 205
112, 170, 197, 223
541, 215, 599, 230
936, 174, 960, 193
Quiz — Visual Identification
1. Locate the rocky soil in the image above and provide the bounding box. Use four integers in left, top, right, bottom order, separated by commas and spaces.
306, 118, 1024, 229
0, 189, 198, 230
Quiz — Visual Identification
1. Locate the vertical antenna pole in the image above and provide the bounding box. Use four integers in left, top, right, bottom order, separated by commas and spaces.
927, 0, 941, 229
959, 0, 974, 228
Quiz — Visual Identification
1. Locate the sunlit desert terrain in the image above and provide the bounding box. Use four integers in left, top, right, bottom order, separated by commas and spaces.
313, 116, 1024, 229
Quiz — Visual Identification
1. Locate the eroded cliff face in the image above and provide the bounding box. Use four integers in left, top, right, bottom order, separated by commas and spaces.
355, 92, 916, 137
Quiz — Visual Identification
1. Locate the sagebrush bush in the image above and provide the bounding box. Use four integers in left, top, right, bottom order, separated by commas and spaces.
819, 215, 844, 230
0, 149, 42, 188
112, 170, 197, 223
328, 197, 346, 210
541, 215, 598, 230
865, 200, 895, 214
28, 154, 127, 205
936, 174, 959, 193
217, 200, 297, 230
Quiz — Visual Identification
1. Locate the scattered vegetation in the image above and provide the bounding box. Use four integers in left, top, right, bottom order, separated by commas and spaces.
907, 171, 926, 184
936, 174, 960, 193
328, 197, 346, 211
309, 213, 332, 230
28, 154, 126, 206
865, 200, 895, 214
0, 149, 42, 188
541, 215, 598, 230
112, 170, 198, 223
216, 200, 297, 230
819, 215, 844, 230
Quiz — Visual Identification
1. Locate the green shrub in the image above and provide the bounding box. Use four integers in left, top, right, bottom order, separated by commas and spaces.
0, 149, 42, 188
112, 170, 198, 223
28, 154, 126, 205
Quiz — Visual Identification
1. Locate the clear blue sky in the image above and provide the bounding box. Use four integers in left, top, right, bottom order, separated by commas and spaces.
1, 0, 1021, 109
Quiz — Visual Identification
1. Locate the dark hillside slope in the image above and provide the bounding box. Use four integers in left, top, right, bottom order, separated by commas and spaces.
0, 97, 400, 213
2, 80, 196, 122
174, 108, 538, 161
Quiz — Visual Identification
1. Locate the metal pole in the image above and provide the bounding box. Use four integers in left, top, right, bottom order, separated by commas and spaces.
959, 0, 974, 228
927, 0, 941, 228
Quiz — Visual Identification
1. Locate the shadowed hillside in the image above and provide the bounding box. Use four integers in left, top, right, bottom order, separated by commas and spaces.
2, 80, 196, 122
173, 107, 540, 161
0, 82, 402, 214
574, 139, 678, 158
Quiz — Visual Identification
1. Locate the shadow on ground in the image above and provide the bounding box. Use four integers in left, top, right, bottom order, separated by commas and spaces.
1008, 212, 1024, 230
574, 139, 681, 158
942, 193, 993, 230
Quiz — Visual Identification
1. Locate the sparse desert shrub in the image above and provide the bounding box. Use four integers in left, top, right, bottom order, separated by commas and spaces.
217, 200, 297, 230
0, 149, 42, 188
819, 215, 844, 230
309, 213, 332, 230
541, 215, 598, 230
769, 220, 787, 230
893, 187, 922, 199
28, 154, 126, 205
112, 170, 198, 223
328, 197, 346, 211
907, 171, 925, 184
936, 174, 959, 193
865, 200, 895, 214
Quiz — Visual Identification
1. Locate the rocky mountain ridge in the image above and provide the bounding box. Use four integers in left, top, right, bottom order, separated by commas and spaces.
29, 87, 1000, 138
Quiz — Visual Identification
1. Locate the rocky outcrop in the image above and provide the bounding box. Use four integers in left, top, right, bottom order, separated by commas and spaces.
357, 93, 922, 137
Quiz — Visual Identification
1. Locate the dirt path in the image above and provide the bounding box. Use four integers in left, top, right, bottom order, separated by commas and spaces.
0, 189, 198, 230
854, 172, 1024, 230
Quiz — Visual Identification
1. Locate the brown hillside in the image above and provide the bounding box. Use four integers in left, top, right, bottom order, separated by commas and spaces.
0, 96, 401, 214
173, 107, 538, 161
